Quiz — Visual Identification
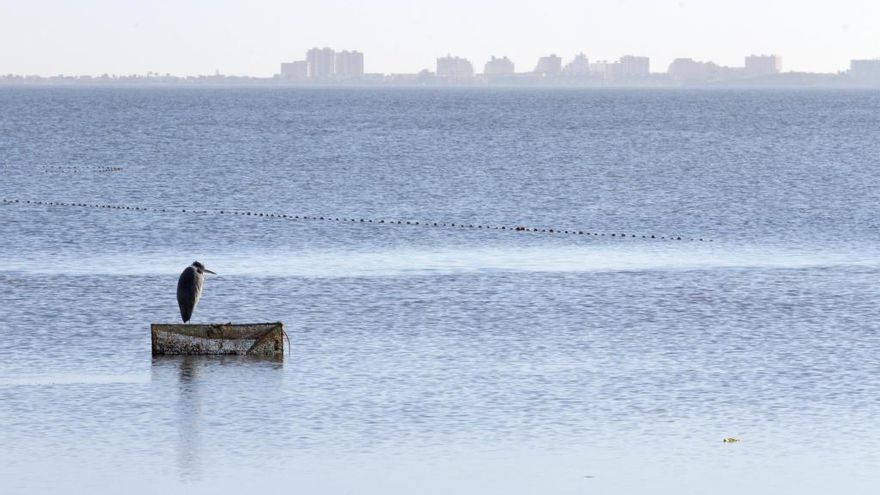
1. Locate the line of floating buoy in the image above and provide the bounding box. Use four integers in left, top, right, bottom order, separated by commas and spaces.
0, 198, 712, 242
38, 166, 124, 173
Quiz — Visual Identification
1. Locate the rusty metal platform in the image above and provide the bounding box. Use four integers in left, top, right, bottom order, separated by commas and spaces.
151, 322, 284, 358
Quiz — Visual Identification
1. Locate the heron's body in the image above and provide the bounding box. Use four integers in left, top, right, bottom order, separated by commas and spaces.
177, 261, 215, 323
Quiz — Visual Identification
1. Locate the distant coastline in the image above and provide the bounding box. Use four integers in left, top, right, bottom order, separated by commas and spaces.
2, 72, 879, 89
6, 50, 880, 89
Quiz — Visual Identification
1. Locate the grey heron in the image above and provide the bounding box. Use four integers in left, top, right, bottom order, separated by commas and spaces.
177, 261, 216, 323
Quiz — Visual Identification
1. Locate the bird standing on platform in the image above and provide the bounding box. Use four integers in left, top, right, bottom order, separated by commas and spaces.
177, 261, 216, 323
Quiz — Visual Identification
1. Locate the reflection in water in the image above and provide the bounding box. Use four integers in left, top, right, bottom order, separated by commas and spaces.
176, 356, 203, 481
151, 355, 286, 483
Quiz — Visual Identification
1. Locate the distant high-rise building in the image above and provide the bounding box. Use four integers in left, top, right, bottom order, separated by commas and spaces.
307, 47, 336, 79
484, 56, 515, 75
850, 59, 880, 81
280, 61, 308, 80
534, 55, 562, 75
589, 60, 612, 80
436, 55, 474, 78
335, 50, 364, 78
668, 58, 718, 81
563, 53, 590, 76
744, 55, 782, 76
615, 55, 650, 79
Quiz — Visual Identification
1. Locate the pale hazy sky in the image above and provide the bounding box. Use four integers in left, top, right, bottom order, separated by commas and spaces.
1, 0, 878, 76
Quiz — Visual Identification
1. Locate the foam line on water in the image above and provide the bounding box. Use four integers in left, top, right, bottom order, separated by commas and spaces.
2, 244, 878, 278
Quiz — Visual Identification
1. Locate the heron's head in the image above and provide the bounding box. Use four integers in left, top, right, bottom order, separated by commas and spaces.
191, 261, 216, 275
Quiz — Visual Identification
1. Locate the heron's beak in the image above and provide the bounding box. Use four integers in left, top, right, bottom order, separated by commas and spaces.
204, 269, 216, 275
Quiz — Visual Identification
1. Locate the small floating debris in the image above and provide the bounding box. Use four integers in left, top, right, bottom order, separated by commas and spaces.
722, 437, 740, 443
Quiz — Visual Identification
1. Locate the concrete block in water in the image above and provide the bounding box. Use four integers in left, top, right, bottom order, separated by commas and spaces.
151, 322, 284, 358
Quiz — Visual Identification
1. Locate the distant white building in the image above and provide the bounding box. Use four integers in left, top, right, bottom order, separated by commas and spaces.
306, 47, 336, 79
534, 54, 562, 75
615, 55, 650, 79
484, 56, 515, 75
668, 58, 718, 81
335, 50, 364, 79
437, 55, 474, 78
744, 55, 782, 76
589, 60, 612, 80
850, 59, 880, 81
280, 61, 308, 80
563, 53, 590, 76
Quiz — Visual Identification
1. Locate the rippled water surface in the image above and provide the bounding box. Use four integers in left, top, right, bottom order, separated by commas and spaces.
2, 87, 880, 494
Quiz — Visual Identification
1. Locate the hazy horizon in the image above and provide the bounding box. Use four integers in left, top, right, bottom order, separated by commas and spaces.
1, 0, 879, 77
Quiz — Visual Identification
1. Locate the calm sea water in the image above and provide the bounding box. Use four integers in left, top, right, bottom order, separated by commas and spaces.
1, 87, 880, 494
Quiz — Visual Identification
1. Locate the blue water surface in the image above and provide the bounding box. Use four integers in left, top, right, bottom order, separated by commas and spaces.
1, 87, 880, 494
